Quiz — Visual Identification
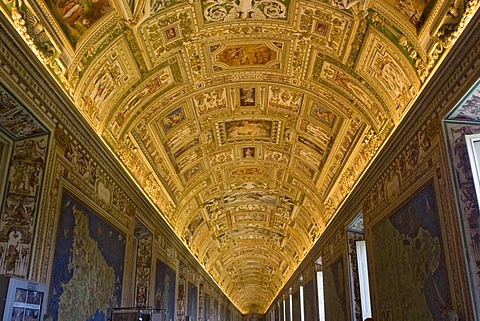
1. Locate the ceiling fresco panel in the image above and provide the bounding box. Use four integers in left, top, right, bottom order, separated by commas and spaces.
209, 41, 284, 72
309, 101, 340, 128
216, 118, 282, 145
107, 59, 184, 137
209, 149, 235, 167
130, 128, 181, 201
356, 27, 421, 120
267, 86, 303, 113
298, 118, 332, 146
312, 56, 391, 130
263, 147, 290, 164
298, 4, 355, 59
193, 88, 229, 116
74, 36, 141, 128
381, 0, 436, 30
137, 8, 194, 68
236, 87, 258, 108
42, 0, 113, 47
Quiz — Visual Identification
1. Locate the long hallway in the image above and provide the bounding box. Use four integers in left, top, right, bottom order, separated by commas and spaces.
0, 1, 479, 320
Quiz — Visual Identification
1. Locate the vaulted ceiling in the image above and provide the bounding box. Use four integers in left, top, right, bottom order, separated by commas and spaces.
2, 0, 478, 314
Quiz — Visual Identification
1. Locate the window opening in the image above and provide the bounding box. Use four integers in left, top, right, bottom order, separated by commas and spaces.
316, 257, 325, 321
346, 213, 372, 321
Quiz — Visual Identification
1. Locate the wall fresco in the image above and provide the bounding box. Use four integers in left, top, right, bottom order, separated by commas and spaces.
447, 84, 480, 121
0, 88, 48, 139
2, 0, 478, 315
177, 261, 186, 320
204, 293, 210, 321
187, 282, 198, 321
324, 257, 347, 321
154, 259, 176, 321
0, 87, 50, 280
0, 135, 48, 277
134, 220, 152, 308
48, 192, 126, 321
303, 279, 315, 321
371, 182, 451, 320
444, 122, 480, 313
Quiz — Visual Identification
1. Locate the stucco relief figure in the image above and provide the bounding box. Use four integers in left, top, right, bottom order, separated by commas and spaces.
331, 0, 361, 10
194, 89, 227, 115
371, 51, 413, 107
224, 0, 264, 20
269, 87, 302, 111
150, 0, 182, 14
203, 0, 287, 22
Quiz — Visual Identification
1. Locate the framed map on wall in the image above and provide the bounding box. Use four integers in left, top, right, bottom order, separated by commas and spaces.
154, 259, 176, 321
303, 279, 316, 321
187, 282, 198, 321
324, 257, 347, 321
371, 182, 451, 320
48, 192, 126, 321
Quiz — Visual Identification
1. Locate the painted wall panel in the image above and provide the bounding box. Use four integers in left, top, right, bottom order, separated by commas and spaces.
371, 182, 451, 320
48, 192, 126, 321
154, 258, 176, 321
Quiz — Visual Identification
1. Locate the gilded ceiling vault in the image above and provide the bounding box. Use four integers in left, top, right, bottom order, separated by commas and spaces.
1, 0, 479, 314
